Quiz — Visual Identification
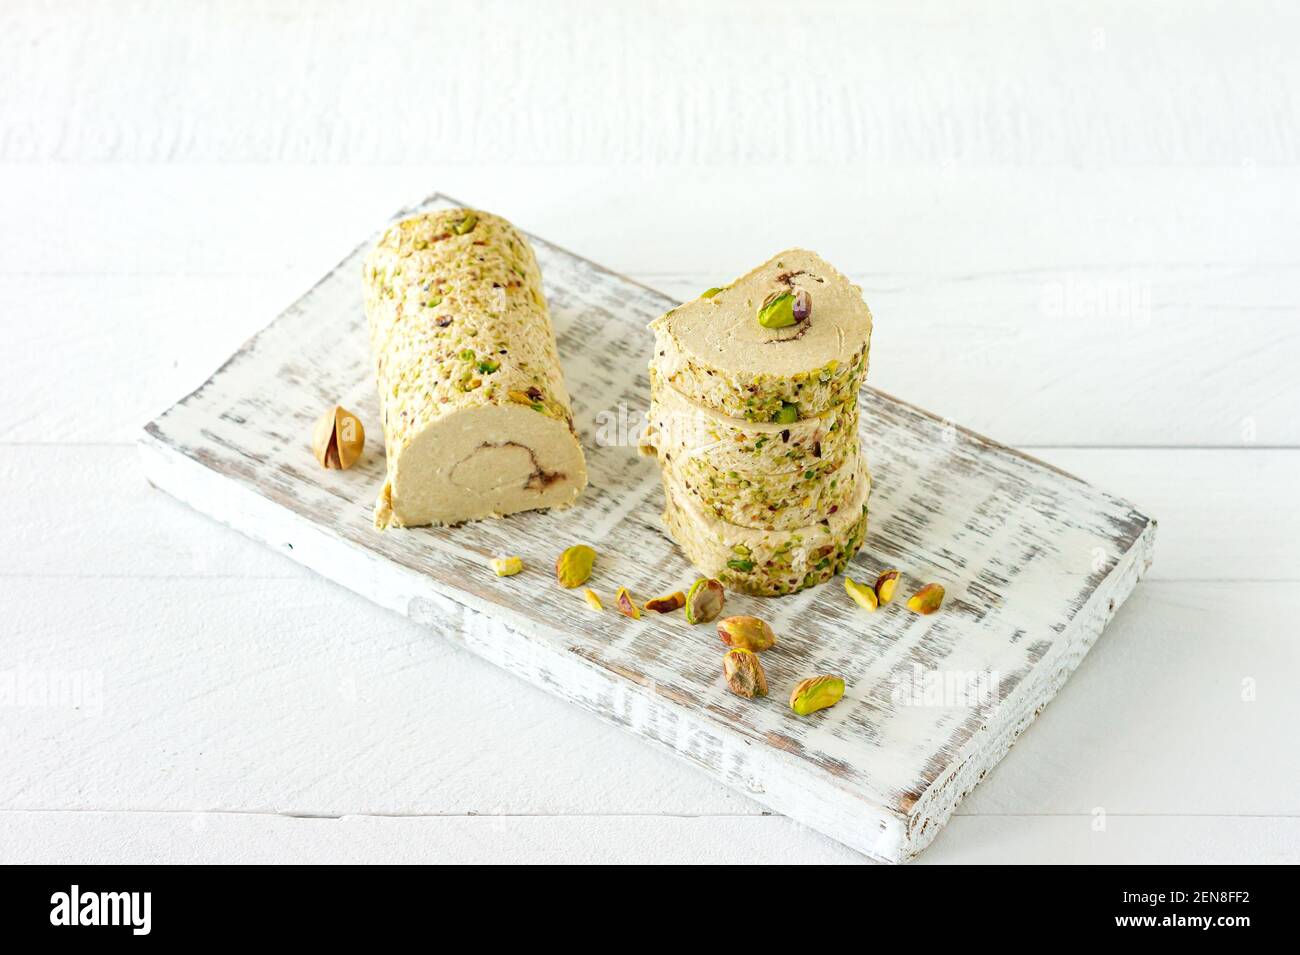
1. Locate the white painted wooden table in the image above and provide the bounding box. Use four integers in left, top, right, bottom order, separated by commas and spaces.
2, 1, 1297, 864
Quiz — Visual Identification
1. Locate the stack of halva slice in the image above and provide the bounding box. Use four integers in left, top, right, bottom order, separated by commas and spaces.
641, 249, 873, 596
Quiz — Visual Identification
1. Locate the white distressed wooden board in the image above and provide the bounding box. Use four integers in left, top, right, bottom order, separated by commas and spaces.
138, 193, 1156, 862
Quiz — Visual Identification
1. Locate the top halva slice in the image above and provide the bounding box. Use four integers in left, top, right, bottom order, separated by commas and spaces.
649, 249, 872, 422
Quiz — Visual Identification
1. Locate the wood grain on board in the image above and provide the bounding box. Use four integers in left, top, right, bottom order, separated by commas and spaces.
138, 194, 1155, 861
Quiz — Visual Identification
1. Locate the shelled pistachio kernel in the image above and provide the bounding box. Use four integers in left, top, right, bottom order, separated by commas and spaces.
907, 583, 946, 615
844, 577, 878, 611
874, 570, 901, 605
311, 405, 366, 470
685, 578, 725, 624
644, 592, 685, 614
717, 615, 776, 652
555, 544, 596, 588
583, 589, 603, 612
772, 402, 799, 424
615, 587, 641, 619
789, 675, 845, 716
489, 555, 523, 577
757, 289, 796, 329
723, 648, 768, 699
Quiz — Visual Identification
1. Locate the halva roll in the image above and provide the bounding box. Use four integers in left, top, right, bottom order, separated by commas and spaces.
364, 208, 587, 528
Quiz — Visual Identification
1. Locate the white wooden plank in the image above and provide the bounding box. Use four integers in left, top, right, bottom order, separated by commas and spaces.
134, 195, 1155, 861
0, 275, 306, 448
2, 810, 1295, 865
5, 576, 1297, 822
960, 580, 1300, 816
0, 445, 308, 580
2, 446, 1294, 582
924, 814, 1300, 865
0, 811, 860, 865
4, 1, 1297, 165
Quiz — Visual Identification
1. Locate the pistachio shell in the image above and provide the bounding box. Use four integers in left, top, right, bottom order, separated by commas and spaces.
615, 587, 641, 619
334, 407, 365, 467
311, 405, 366, 470
583, 589, 603, 611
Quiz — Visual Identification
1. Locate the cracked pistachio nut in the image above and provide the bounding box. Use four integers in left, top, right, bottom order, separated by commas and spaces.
644, 591, 685, 614
490, 555, 523, 577
907, 583, 946, 615
685, 578, 725, 624
717, 615, 776, 652
311, 405, 365, 470
875, 570, 901, 605
789, 675, 845, 716
757, 290, 796, 329
555, 544, 596, 588
583, 589, 603, 612
701, 286, 724, 298
844, 576, 878, 611
723, 648, 768, 699
615, 587, 640, 619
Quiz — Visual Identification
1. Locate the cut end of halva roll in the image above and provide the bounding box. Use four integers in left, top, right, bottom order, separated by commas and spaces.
374, 402, 587, 528
650, 248, 872, 422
